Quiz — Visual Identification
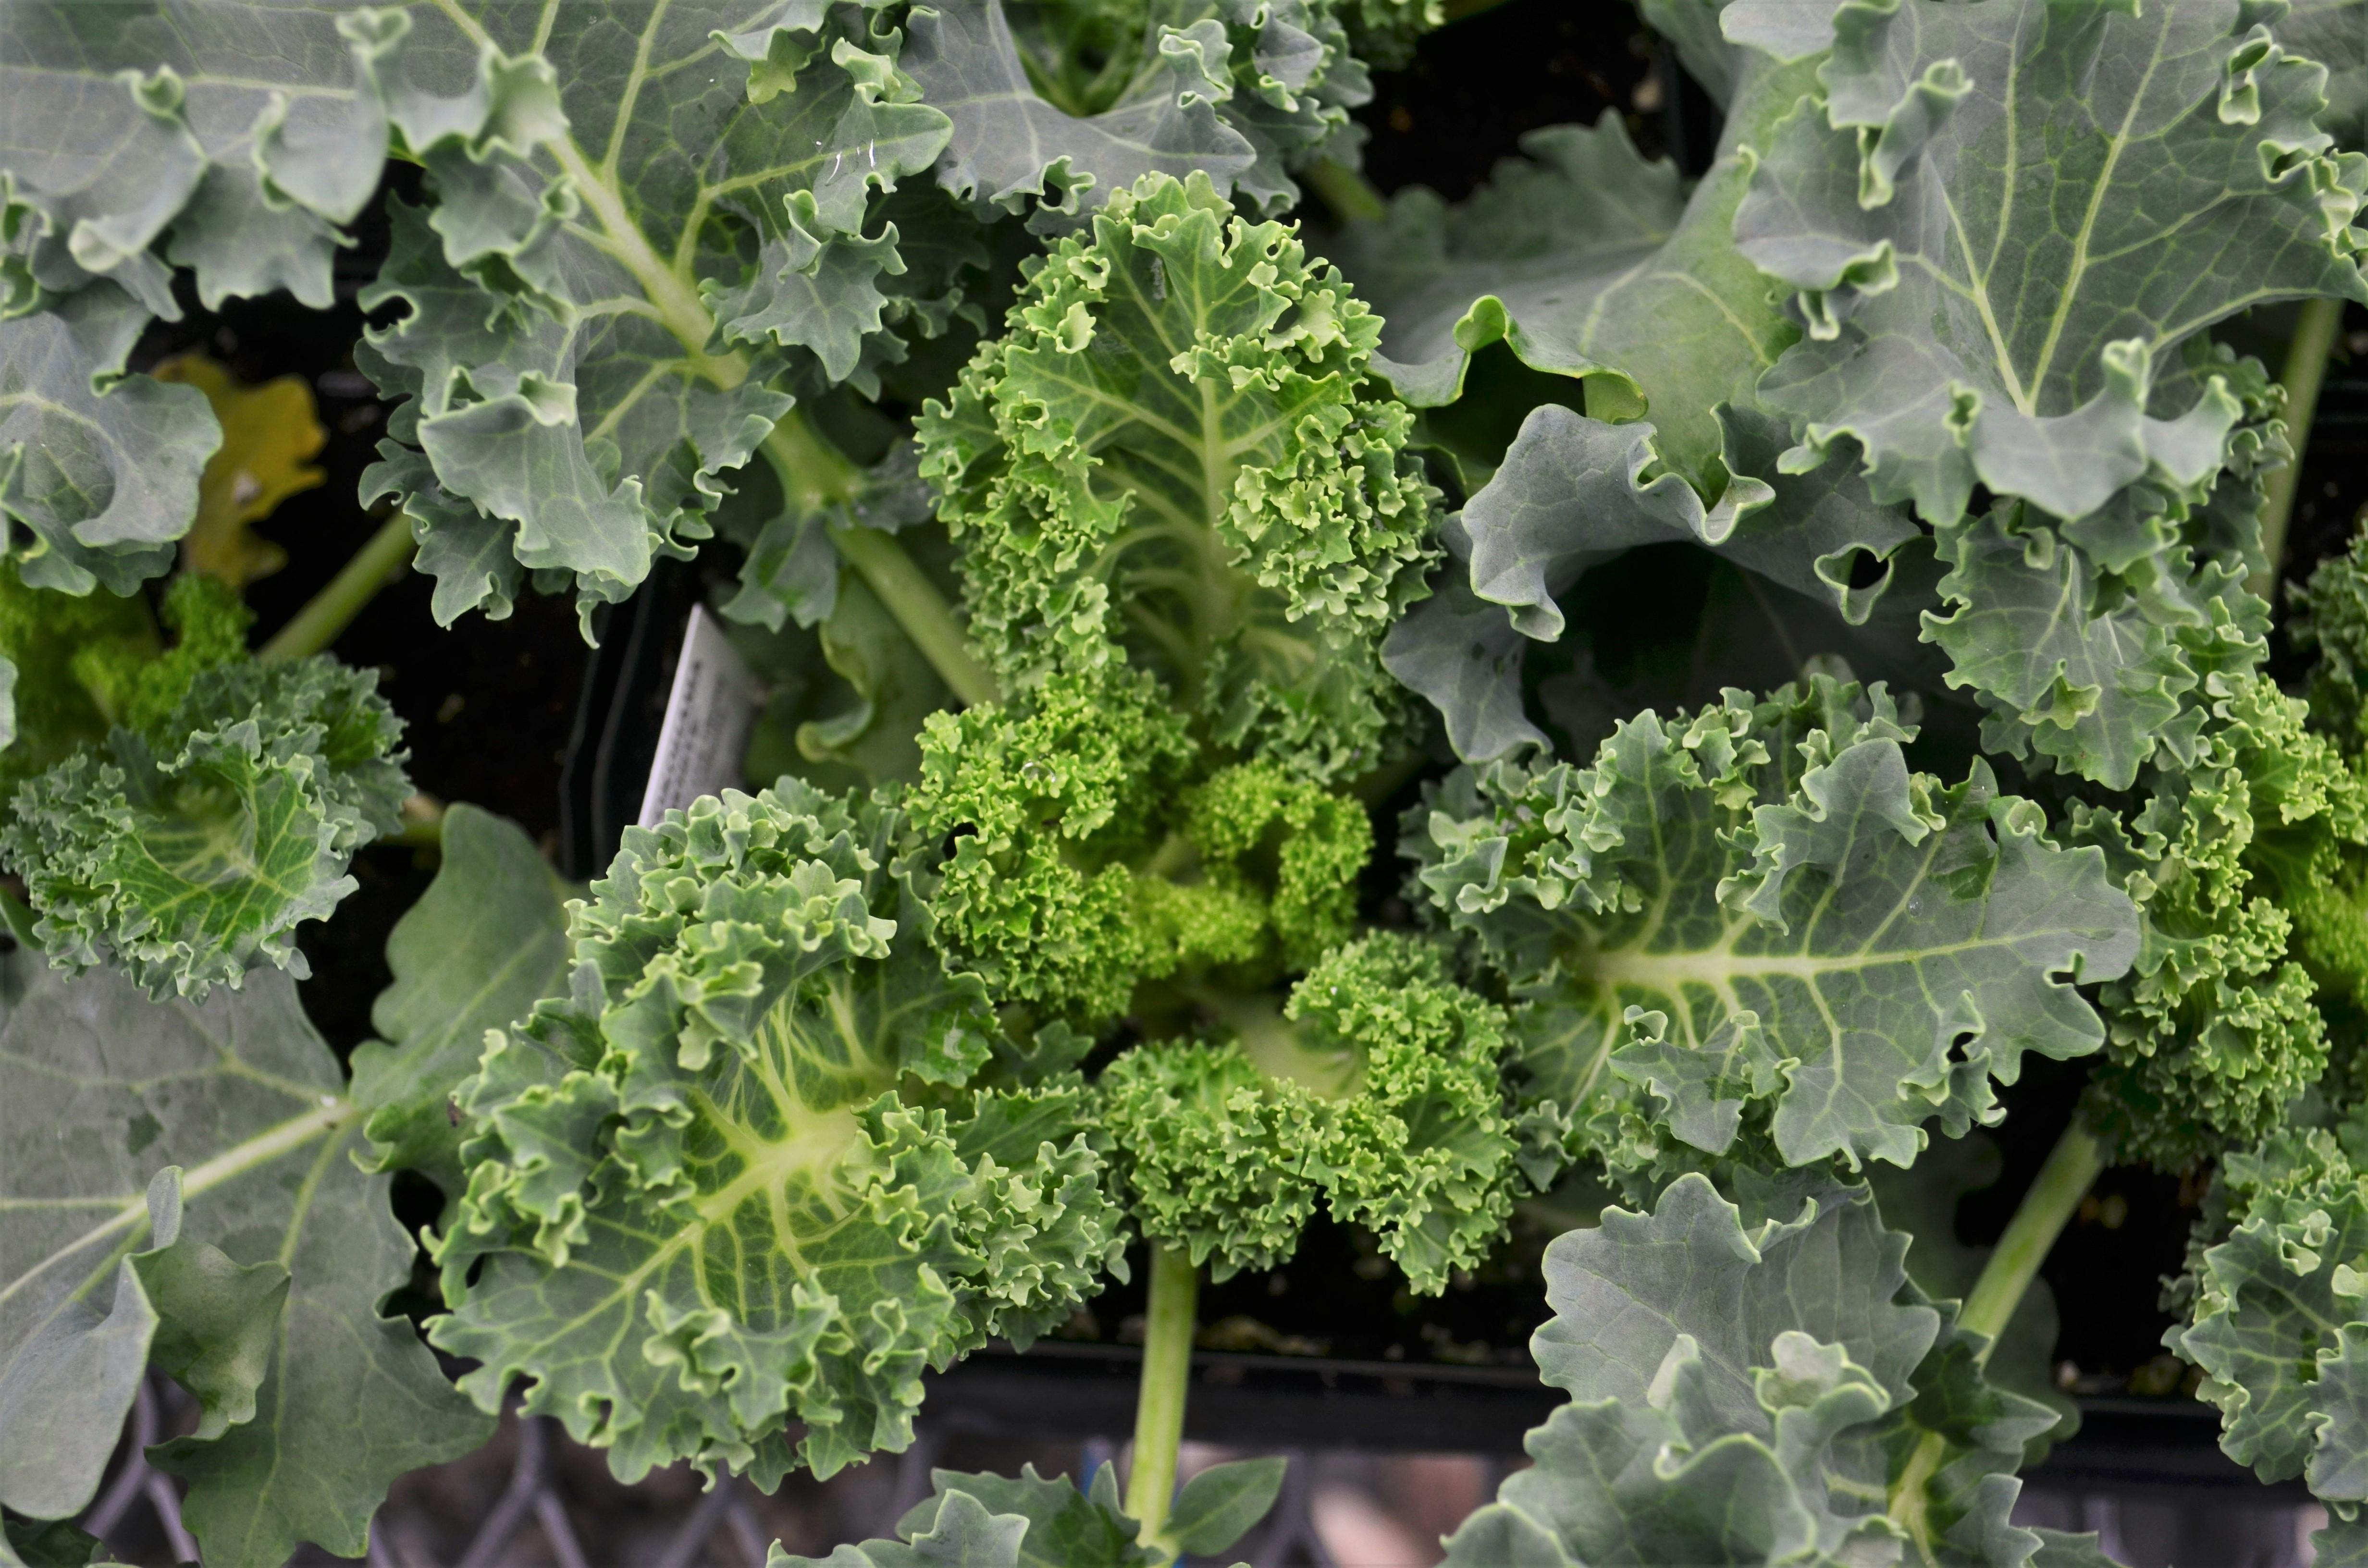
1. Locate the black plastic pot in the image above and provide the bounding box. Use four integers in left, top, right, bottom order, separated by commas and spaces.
920, 1342, 2282, 1494
923, 1343, 1557, 1454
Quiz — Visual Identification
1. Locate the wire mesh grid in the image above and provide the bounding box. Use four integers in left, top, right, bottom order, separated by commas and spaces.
70, 1376, 1423, 1568
69, 1375, 2343, 1568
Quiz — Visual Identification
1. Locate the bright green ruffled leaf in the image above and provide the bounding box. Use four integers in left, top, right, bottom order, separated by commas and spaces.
2065, 674, 2368, 1168
1409, 676, 2138, 1175
0, 957, 490, 1558
2299, 524, 2368, 756
1102, 933, 1536, 1290
346, 804, 569, 1199
910, 662, 1369, 1023
0, 656, 409, 1002
919, 170, 1439, 784
65, 573, 254, 748
1441, 1173, 2061, 1568
1732, 0, 2368, 526
429, 782, 1127, 1485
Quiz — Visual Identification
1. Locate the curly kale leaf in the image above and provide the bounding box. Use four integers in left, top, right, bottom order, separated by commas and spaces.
1409, 676, 2138, 1176
2067, 673, 2368, 1168
0, 2, 568, 595
0, 655, 408, 1002
2300, 524, 2368, 757
2168, 1107, 2368, 1512
1326, 28, 1809, 497
429, 781, 1126, 1485
1442, 1173, 2073, 1568
0, 569, 152, 794
918, 170, 1439, 784
356, 1, 961, 627
906, 0, 1372, 221
0, 571, 258, 982
1731, 0, 2368, 528
1100, 933, 1544, 1292
909, 663, 1368, 1023
1380, 403, 1925, 763
69, 574, 253, 747
1913, 341, 2288, 791
0, 286, 220, 596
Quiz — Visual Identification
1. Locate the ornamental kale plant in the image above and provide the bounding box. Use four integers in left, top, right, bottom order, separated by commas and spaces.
7, 0, 2368, 1564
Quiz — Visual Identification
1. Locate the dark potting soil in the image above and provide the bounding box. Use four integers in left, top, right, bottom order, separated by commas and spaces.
103, 0, 2342, 1393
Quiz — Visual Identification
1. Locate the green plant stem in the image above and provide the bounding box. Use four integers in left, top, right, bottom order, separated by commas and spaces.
1300, 158, 1387, 226
760, 410, 861, 513
258, 511, 417, 663
757, 419, 1000, 709
1886, 1119, 2104, 1553
2255, 294, 2346, 601
1960, 1120, 2104, 1350
1126, 1244, 1200, 1556
382, 794, 446, 849
830, 524, 999, 708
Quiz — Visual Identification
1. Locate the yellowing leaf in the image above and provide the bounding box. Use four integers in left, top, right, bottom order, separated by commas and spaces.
152, 354, 326, 588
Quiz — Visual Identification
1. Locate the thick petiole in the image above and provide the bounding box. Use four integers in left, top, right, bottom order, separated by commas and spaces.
1126, 1243, 1200, 1557
1886, 1118, 2104, 1555
2254, 294, 2346, 601
1958, 1119, 2104, 1351
258, 510, 417, 663
757, 416, 999, 708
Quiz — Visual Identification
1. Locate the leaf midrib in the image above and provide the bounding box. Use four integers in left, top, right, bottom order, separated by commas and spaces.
2018, 10, 2171, 405
0, 1097, 355, 1316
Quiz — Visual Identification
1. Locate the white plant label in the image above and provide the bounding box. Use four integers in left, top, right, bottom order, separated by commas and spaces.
637, 604, 764, 828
